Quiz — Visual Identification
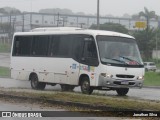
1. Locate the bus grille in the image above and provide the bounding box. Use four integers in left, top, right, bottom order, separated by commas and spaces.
114, 81, 135, 85
116, 74, 134, 78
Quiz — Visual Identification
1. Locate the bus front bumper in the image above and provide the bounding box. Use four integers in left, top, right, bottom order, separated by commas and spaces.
98, 75, 144, 88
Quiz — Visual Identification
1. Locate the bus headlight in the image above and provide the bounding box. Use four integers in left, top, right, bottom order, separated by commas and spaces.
101, 73, 113, 78
101, 73, 106, 77
107, 74, 113, 78
137, 76, 144, 80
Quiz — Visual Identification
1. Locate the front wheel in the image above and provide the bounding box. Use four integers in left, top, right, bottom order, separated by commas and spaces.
116, 88, 129, 96
80, 77, 93, 95
30, 74, 46, 90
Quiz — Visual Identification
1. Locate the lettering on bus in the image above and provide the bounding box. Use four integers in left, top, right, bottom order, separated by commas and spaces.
79, 65, 95, 72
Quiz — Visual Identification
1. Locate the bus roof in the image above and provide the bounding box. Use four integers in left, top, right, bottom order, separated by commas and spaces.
14, 27, 134, 39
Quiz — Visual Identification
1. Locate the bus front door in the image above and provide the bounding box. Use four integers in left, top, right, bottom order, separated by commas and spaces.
68, 62, 80, 85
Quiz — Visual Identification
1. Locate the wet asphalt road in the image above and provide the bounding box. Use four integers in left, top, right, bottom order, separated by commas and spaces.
0, 77, 160, 101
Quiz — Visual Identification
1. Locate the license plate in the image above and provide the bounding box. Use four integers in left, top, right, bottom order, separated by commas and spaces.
121, 81, 129, 85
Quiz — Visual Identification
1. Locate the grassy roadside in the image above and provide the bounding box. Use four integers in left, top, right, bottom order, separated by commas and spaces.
0, 44, 11, 53
0, 89, 160, 111
0, 66, 10, 77
144, 72, 160, 86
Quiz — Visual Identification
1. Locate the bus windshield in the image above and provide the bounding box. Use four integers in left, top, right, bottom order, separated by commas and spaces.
97, 35, 143, 67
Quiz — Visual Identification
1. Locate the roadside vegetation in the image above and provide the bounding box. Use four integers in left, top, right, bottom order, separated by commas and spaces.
0, 89, 160, 111
144, 72, 160, 86
155, 61, 160, 69
0, 43, 11, 53
0, 66, 10, 77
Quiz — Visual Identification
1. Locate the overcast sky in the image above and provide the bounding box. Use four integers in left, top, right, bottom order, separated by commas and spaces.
0, 0, 159, 16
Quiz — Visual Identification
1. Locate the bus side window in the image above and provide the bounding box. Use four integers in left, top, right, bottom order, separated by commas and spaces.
81, 36, 99, 66
72, 35, 83, 62
13, 36, 32, 56
48, 36, 60, 56
14, 40, 20, 56
83, 37, 98, 59
31, 36, 49, 56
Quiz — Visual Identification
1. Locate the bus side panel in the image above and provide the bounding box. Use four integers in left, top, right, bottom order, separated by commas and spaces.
11, 57, 80, 85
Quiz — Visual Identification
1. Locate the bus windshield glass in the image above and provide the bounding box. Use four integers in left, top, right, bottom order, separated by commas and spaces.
97, 35, 143, 67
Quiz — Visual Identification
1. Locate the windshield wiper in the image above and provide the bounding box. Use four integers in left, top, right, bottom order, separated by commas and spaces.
104, 57, 126, 64
119, 56, 141, 65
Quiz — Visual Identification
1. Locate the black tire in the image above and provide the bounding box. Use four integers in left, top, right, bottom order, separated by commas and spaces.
116, 88, 129, 96
80, 77, 93, 95
30, 74, 46, 90
60, 84, 75, 91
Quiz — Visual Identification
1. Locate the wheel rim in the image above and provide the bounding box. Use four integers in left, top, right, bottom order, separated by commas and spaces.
31, 75, 38, 88
82, 81, 89, 92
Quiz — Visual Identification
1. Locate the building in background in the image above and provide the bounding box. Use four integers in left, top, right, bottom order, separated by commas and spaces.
0, 12, 158, 33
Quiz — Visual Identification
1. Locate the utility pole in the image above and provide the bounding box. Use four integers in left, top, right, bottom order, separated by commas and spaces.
57, 13, 60, 27
156, 29, 158, 60
22, 13, 25, 32
12, 17, 16, 35
9, 14, 12, 41
97, 0, 100, 30
30, 13, 32, 29
61, 16, 67, 27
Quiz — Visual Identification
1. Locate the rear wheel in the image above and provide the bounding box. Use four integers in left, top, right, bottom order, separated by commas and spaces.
116, 88, 129, 96
80, 77, 93, 95
30, 74, 46, 90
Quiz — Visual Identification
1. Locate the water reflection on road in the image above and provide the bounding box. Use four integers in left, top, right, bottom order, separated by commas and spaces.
0, 78, 160, 101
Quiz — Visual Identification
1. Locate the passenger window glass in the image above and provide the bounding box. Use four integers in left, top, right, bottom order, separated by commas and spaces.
82, 36, 98, 59
49, 35, 73, 57
81, 36, 99, 66
72, 35, 84, 61
13, 36, 32, 56
32, 36, 49, 56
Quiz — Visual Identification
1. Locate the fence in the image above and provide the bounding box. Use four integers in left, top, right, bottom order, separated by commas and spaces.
0, 12, 159, 32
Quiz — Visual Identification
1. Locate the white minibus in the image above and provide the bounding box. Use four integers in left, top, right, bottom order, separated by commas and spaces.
11, 27, 144, 96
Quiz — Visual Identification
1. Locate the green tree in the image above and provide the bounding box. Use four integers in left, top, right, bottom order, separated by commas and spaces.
0, 23, 11, 33
90, 23, 128, 34
0, 7, 21, 15
133, 29, 156, 60
139, 7, 158, 30
155, 29, 160, 50
0, 8, 8, 14
133, 7, 158, 60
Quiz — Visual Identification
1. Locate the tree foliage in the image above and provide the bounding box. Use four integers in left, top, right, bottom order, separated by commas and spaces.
132, 7, 159, 60
0, 23, 12, 33
0, 7, 21, 15
132, 7, 158, 22
133, 29, 156, 60
90, 23, 128, 34
139, 7, 158, 30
